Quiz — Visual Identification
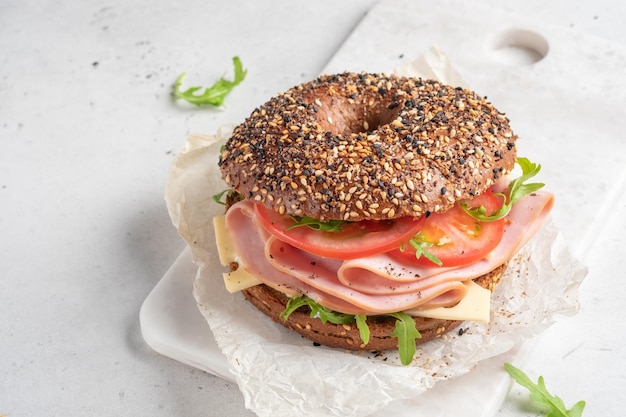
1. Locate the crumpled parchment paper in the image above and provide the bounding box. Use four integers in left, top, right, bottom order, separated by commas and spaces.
164, 47, 588, 417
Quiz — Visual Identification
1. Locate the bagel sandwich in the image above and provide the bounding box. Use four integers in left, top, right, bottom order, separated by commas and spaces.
213, 72, 554, 365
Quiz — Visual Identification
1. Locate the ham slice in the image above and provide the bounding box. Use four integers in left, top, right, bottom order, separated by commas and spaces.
264, 235, 468, 313
224, 200, 375, 314
225, 191, 554, 315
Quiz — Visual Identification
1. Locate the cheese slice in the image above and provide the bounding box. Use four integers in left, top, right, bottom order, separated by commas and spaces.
213, 215, 238, 267
404, 280, 491, 322
213, 215, 262, 293
222, 268, 263, 293
213, 214, 491, 321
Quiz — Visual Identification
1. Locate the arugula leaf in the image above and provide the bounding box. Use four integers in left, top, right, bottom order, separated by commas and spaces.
282, 297, 370, 345
287, 216, 349, 233
405, 233, 443, 266
280, 295, 424, 365
174, 56, 247, 107
281, 296, 353, 325
389, 312, 422, 366
212, 189, 232, 205
355, 314, 370, 345
279, 296, 307, 321
461, 157, 545, 222
504, 363, 586, 417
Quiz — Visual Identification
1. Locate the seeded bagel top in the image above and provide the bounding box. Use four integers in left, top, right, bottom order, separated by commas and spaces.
219, 72, 517, 221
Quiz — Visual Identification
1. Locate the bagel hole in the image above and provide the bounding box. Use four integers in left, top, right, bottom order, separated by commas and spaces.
362, 106, 401, 133
318, 96, 402, 136
490, 28, 549, 65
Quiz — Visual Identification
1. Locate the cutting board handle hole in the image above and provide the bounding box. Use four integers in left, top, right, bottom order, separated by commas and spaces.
490, 29, 549, 65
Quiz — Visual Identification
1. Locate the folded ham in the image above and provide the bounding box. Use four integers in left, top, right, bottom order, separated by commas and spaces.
224, 191, 554, 315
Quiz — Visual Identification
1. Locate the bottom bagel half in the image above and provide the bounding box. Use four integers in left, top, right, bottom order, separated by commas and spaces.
241, 262, 508, 353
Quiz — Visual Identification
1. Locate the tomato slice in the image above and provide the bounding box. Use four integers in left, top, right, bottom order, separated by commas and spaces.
254, 204, 425, 260
389, 190, 505, 267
